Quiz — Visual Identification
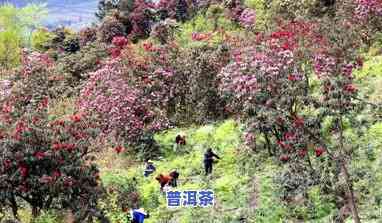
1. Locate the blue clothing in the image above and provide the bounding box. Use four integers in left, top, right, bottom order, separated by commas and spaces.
144, 164, 156, 177
132, 209, 147, 223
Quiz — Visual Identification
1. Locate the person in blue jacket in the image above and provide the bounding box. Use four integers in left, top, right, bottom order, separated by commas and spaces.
130, 208, 149, 223
143, 160, 156, 177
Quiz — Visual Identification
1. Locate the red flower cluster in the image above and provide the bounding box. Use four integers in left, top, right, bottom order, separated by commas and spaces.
143, 42, 154, 51
33, 151, 46, 160
38, 97, 49, 109
3, 159, 12, 170
52, 143, 76, 152
112, 36, 129, 48
2, 102, 13, 113
293, 116, 304, 128
109, 48, 122, 59
191, 32, 210, 41
18, 163, 29, 178
52, 119, 65, 126
315, 147, 325, 157
271, 31, 294, 39
53, 170, 61, 178
279, 155, 290, 162
277, 140, 292, 150
114, 145, 125, 154
344, 84, 357, 93
70, 114, 82, 123
13, 121, 29, 140
298, 149, 307, 158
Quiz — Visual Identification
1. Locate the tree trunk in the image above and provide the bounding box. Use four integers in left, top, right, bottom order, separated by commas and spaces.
10, 194, 19, 220
340, 160, 361, 223
263, 132, 273, 156
31, 206, 40, 220
338, 116, 361, 223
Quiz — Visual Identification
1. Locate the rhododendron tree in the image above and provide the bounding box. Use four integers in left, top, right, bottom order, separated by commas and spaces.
0, 52, 106, 221
8, 51, 58, 112
135, 43, 231, 125
219, 17, 371, 222
126, 0, 156, 41
78, 58, 169, 157
0, 111, 104, 220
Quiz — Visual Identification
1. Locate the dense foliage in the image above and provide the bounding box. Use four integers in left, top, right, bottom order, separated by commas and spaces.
0, 53, 106, 222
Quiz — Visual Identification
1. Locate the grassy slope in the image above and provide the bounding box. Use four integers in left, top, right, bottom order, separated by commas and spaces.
100, 120, 289, 223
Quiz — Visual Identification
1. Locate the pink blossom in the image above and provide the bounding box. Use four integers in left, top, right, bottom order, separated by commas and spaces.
239, 8, 256, 29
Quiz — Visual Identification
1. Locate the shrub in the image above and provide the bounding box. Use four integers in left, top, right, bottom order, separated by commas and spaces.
55, 42, 108, 92
0, 110, 105, 220
156, 0, 191, 22
78, 27, 98, 47
218, 17, 372, 222
46, 28, 81, 56
31, 28, 54, 52
10, 51, 58, 111
150, 19, 179, 44
97, 16, 126, 43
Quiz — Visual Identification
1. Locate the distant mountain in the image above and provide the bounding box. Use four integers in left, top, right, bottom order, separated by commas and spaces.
0, 0, 99, 29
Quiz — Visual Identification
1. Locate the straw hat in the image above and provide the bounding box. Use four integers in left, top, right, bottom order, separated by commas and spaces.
137, 208, 147, 215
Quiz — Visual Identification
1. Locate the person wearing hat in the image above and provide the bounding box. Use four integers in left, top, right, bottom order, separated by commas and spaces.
130, 208, 149, 223
143, 160, 156, 177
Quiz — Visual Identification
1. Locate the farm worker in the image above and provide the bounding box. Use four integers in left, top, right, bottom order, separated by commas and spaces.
130, 208, 149, 223
173, 132, 186, 152
143, 160, 156, 177
203, 148, 220, 175
169, 170, 180, 187
155, 173, 173, 192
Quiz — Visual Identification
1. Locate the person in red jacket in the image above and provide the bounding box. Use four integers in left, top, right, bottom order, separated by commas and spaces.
155, 174, 173, 192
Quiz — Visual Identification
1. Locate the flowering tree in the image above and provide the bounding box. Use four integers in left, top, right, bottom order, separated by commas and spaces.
78, 49, 169, 158
129, 41, 231, 125
156, 0, 190, 22
0, 53, 106, 222
219, 16, 368, 222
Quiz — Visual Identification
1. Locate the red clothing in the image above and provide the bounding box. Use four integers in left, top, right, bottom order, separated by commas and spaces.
156, 174, 173, 188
